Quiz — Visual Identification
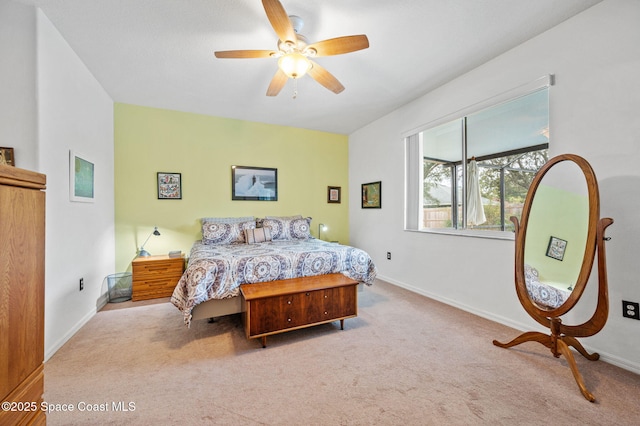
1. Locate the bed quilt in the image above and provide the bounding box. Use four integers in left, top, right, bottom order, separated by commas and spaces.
524, 264, 572, 309
171, 239, 378, 326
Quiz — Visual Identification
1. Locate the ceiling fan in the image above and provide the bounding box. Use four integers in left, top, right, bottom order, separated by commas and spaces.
214, 0, 369, 97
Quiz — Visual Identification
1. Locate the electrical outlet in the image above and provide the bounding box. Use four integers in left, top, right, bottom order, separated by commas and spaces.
79, 278, 84, 291
622, 300, 640, 320
386, 252, 391, 260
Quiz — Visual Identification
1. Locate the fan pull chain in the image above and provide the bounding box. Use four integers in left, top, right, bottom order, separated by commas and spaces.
292, 78, 298, 99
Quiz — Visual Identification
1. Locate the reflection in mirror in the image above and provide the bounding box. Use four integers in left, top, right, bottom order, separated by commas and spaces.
524, 161, 589, 310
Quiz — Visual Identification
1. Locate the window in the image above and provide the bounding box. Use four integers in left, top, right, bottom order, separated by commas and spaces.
405, 78, 551, 236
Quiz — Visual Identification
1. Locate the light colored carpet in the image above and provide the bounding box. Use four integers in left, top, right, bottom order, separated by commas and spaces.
44, 280, 640, 425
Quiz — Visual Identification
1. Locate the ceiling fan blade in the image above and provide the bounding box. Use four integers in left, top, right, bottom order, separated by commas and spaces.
307, 35, 370, 57
307, 61, 345, 94
214, 50, 276, 59
266, 68, 288, 96
262, 0, 297, 43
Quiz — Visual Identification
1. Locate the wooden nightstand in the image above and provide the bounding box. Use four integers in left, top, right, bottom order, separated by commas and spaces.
131, 254, 185, 301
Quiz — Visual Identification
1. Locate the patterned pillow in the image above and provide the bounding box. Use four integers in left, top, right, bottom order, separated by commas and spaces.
201, 216, 254, 224
244, 227, 273, 244
524, 264, 539, 284
202, 220, 255, 245
257, 216, 302, 228
263, 217, 311, 240
264, 215, 303, 220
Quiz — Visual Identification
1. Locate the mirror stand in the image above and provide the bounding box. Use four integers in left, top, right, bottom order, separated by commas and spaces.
494, 215, 613, 402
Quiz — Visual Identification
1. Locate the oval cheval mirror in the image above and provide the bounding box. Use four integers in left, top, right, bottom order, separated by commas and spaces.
493, 154, 613, 402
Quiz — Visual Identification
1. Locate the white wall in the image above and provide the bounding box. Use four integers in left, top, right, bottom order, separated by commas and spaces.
0, 0, 37, 170
36, 10, 116, 360
349, 0, 640, 373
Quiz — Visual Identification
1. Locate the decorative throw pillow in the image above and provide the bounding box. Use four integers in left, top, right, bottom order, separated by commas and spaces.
524, 264, 539, 284
244, 227, 273, 244
265, 215, 303, 220
202, 220, 255, 245
201, 216, 254, 224
289, 217, 312, 239
258, 215, 302, 229
263, 217, 311, 240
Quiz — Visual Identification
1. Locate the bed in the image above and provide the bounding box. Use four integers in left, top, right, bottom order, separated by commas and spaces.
171, 215, 378, 326
524, 264, 572, 309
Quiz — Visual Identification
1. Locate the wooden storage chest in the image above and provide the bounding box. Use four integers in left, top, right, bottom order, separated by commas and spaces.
241, 273, 358, 347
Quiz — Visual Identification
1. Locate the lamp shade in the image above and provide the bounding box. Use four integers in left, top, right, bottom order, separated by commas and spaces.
278, 52, 311, 78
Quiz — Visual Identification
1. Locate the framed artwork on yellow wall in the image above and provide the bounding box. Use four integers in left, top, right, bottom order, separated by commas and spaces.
546, 236, 567, 261
328, 186, 341, 203
157, 172, 182, 199
231, 165, 278, 201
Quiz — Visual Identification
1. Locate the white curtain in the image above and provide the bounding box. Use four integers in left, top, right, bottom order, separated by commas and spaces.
466, 159, 486, 226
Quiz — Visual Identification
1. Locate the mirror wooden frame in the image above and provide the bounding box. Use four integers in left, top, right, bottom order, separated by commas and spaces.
493, 154, 614, 402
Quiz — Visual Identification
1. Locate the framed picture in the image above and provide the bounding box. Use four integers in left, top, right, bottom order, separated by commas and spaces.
69, 150, 95, 203
0, 147, 15, 166
232, 166, 278, 201
362, 181, 381, 209
157, 172, 182, 199
546, 236, 567, 261
328, 186, 341, 204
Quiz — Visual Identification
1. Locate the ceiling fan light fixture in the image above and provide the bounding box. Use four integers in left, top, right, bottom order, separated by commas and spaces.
215, 0, 369, 96
278, 52, 311, 78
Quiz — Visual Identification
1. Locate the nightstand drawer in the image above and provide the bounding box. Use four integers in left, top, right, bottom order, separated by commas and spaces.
133, 259, 183, 277
132, 277, 178, 300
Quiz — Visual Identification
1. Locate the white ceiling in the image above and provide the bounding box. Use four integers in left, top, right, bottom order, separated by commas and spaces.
26, 0, 602, 134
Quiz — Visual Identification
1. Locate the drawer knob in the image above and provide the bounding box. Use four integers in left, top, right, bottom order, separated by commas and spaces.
287, 300, 292, 305
324, 311, 328, 315
305, 292, 310, 296
324, 295, 328, 298
287, 318, 291, 322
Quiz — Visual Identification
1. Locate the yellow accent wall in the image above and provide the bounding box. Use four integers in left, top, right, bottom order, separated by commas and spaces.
114, 103, 349, 272
524, 184, 589, 286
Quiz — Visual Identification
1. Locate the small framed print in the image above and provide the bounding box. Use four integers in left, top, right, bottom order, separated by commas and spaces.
362, 181, 381, 209
69, 151, 95, 203
328, 186, 341, 204
157, 172, 182, 199
0, 147, 15, 166
546, 236, 567, 261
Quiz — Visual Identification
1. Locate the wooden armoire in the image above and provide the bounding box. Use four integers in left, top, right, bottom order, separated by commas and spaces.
0, 164, 46, 425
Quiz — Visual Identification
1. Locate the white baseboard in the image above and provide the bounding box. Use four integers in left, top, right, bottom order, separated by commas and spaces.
44, 307, 97, 362
376, 274, 640, 376
96, 292, 109, 311
595, 350, 640, 375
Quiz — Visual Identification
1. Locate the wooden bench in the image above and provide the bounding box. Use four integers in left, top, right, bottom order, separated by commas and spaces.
240, 273, 358, 347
